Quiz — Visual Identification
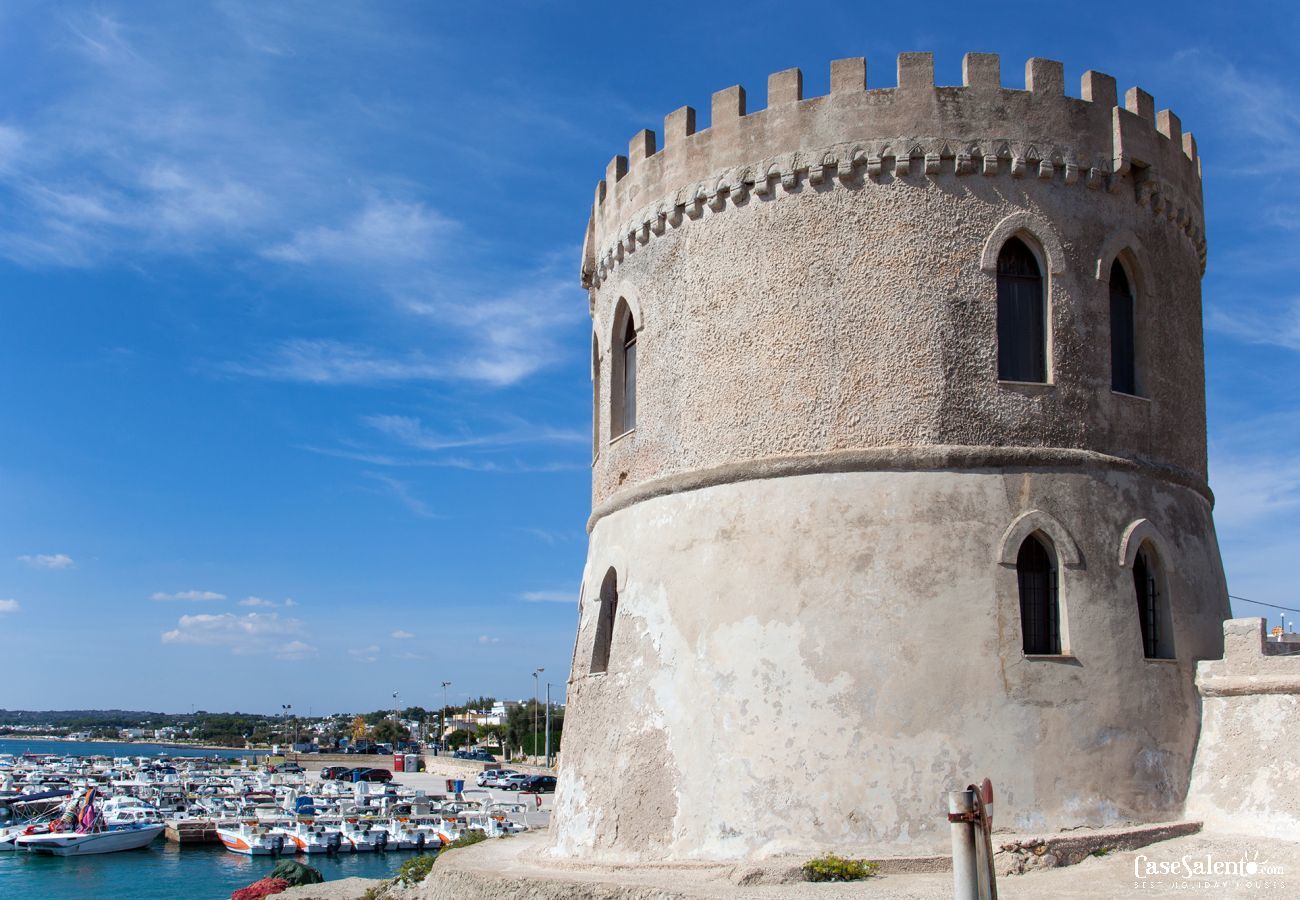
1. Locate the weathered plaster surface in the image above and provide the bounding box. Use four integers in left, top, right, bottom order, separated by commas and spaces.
557, 52, 1227, 864
1186, 619, 1300, 839
553, 470, 1227, 861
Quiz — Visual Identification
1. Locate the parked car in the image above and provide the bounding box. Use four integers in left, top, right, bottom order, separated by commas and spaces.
320, 766, 351, 780
278, 763, 305, 774
484, 770, 521, 788
500, 774, 533, 791
354, 767, 393, 783
521, 775, 557, 793
476, 769, 517, 787
463, 749, 496, 762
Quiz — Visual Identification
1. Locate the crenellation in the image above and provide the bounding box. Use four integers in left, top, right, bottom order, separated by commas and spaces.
628, 129, 656, 166
1125, 86, 1155, 122
962, 52, 1000, 90
1182, 131, 1197, 162
1157, 109, 1181, 146
664, 105, 696, 146
897, 51, 934, 89
767, 67, 803, 105
710, 84, 746, 125
1080, 70, 1117, 108
1026, 58, 1065, 95
830, 56, 866, 93
587, 53, 1205, 269
606, 155, 628, 186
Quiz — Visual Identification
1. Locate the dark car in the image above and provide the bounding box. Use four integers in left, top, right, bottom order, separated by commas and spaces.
320, 766, 350, 780
346, 767, 392, 783
521, 775, 557, 793
463, 750, 495, 762
279, 763, 305, 774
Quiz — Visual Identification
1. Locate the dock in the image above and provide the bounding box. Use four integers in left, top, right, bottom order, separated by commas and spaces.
165, 818, 221, 845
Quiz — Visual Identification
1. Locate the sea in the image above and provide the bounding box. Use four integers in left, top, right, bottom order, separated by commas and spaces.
0, 738, 416, 900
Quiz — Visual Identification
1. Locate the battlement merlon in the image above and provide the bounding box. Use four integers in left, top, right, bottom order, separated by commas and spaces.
580, 52, 1204, 284
1197, 618, 1300, 698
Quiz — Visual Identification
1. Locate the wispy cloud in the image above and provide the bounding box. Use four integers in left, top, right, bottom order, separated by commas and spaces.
1208, 298, 1300, 353
363, 471, 436, 518
519, 590, 574, 604
0, 599, 20, 614
161, 611, 307, 657
152, 590, 226, 602
477, 634, 500, 644
349, 644, 380, 664
18, 553, 75, 569
263, 197, 451, 265
238, 596, 296, 608
391, 630, 415, 639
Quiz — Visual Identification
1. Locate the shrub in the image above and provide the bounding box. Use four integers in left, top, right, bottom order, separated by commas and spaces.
435, 829, 488, 860
801, 854, 880, 882
397, 854, 438, 885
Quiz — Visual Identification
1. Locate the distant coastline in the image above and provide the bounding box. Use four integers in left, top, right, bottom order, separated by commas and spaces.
0, 735, 268, 752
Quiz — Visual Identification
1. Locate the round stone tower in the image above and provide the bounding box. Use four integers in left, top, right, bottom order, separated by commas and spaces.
551, 52, 1229, 863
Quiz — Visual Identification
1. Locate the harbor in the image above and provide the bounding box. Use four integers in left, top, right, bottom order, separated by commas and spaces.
0, 741, 553, 899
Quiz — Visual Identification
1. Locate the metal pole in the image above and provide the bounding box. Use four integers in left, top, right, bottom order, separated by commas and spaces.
441, 681, 451, 754
948, 789, 979, 900
544, 683, 551, 766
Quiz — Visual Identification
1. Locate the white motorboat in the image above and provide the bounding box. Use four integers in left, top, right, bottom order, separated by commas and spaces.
216, 821, 288, 856
274, 821, 342, 854
336, 819, 384, 852
376, 818, 435, 851
16, 822, 164, 856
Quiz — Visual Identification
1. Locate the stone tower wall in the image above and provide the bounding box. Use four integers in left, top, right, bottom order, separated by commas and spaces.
554, 53, 1228, 864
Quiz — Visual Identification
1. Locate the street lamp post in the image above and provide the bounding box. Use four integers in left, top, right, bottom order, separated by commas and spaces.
532, 667, 544, 762
440, 681, 451, 754
544, 682, 552, 767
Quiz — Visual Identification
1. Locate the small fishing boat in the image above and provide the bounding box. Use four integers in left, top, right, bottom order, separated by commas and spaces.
274, 821, 342, 854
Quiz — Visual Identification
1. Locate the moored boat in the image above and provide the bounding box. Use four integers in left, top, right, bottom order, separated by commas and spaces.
216, 821, 288, 856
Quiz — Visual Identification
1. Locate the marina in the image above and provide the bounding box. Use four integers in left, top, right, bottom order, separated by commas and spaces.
0, 740, 548, 898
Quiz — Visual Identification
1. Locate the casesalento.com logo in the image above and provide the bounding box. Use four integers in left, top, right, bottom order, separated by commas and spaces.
1134, 851, 1286, 891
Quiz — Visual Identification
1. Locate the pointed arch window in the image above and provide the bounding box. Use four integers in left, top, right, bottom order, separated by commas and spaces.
1017, 535, 1060, 655
997, 238, 1047, 383
1134, 546, 1173, 659
611, 302, 637, 436
590, 568, 619, 675
592, 333, 601, 459
1110, 260, 1138, 395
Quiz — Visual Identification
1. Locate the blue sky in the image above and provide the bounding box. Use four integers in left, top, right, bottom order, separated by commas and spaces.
1, 1, 1296, 714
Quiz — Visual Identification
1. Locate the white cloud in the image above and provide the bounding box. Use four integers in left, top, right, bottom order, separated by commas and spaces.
0, 599, 20, 614
238, 596, 297, 608
477, 634, 500, 644
161, 611, 306, 656
348, 644, 380, 664
519, 590, 574, 604
18, 553, 75, 569
151, 590, 226, 601
226, 339, 445, 385
391, 630, 415, 639
263, 197, 450, 265
276, 640, 317, 661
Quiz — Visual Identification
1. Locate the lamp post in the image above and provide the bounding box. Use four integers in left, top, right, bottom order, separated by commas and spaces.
544, 682, 552, 767
440, 681, 451, 754
532, 667, 544, 761
281, 704, 293, 757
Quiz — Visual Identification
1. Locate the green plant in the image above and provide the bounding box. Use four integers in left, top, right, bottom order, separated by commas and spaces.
801, 854, 880, 882
397, 853, 438, 884
1091, 846, 1114, 857
435, 829, 488, 860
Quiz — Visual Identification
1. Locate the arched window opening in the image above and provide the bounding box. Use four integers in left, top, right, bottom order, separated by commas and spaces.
592, 333, 601, 459
611, 302, 637, 437
997, 237, 1047, 383
590, 567, 618, 674
1110, 260, 1138, 395
1134, 546, 1174, 659
1017, 534, 1060, 655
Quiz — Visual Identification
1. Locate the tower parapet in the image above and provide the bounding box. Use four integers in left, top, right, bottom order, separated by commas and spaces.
582, 53, 1204, 290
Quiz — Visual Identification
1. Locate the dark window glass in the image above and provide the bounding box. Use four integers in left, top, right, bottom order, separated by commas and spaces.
623, 318, 637, 432
1018, 536, 1060, 655
1110, 261, 1137, 395
590, 568, 618, 675
997, 238, 1047, 382
592, 334, 601, 457
1133, 548, 1172, 659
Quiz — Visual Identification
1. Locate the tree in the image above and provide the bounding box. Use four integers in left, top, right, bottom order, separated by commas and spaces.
350, 716, 368, 743
373, 719, 411, 745
445, 729, 470, 750
477, 724, 506, 748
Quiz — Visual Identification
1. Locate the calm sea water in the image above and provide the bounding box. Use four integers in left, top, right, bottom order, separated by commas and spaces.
1, 739, 411, 899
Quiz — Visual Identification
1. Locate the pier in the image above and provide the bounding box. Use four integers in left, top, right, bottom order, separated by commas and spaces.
164, 819, 220, 845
